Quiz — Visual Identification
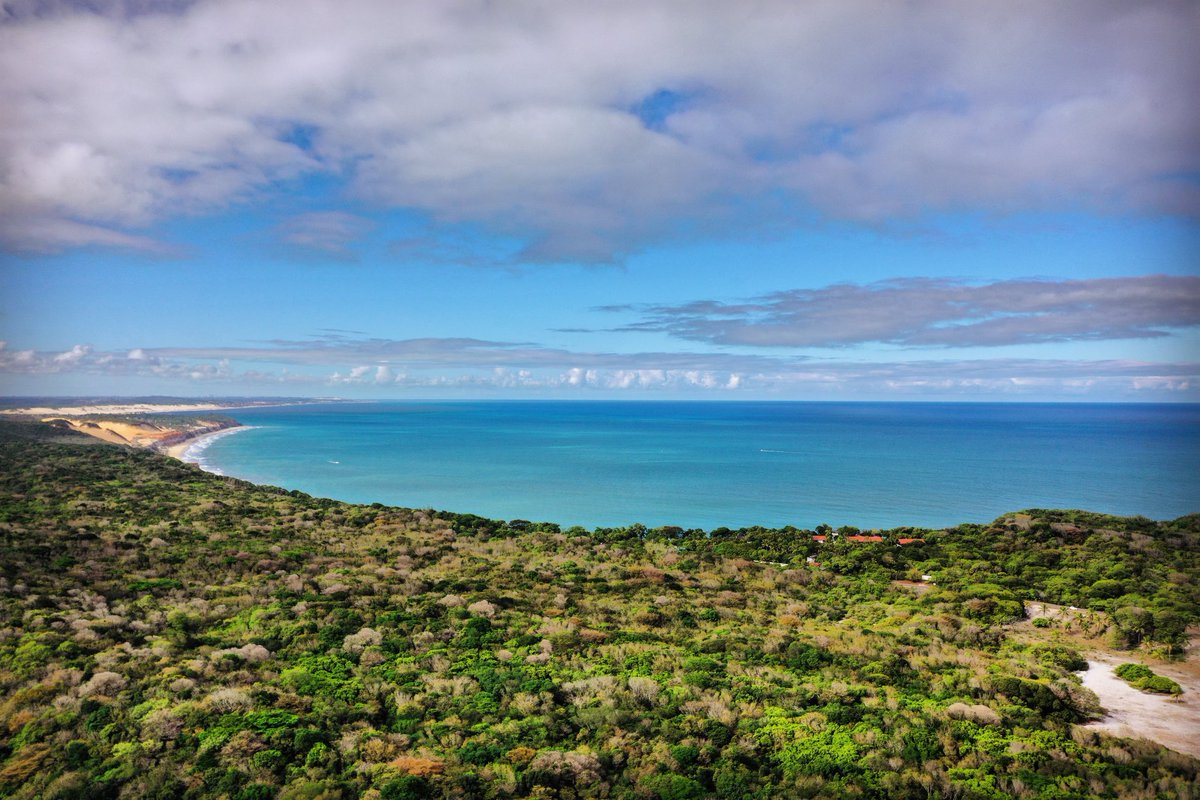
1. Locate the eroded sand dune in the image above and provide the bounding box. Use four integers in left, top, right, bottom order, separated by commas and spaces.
43, 418, 175, 447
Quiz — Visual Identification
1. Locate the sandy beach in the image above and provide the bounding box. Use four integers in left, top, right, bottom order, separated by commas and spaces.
165, 425, 253, 465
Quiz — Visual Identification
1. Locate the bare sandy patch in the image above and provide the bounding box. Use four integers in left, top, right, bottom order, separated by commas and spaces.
1078, 653, 1200, 759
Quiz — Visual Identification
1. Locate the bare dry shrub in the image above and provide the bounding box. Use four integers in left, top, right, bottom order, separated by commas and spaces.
945, 702, 1000, 725
627, 677, 660, 704
361, 737, 398, 762
467, 600, 497, 618
528, 750, 603, 787
79, 671, 126, 697
343, 627, 383, 654
141, 708, 183, 741
205, 688, 252, 712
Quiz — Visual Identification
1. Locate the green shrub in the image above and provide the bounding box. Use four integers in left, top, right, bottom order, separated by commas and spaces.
456, 741, 502, 765
1114, 663, 1153, 682
380, 775, 429, 800
251, 749, 285, 771
778, 726, 860, 778
902, 728, 943, 763
304, 742, 331, 769
235, 785, 277, 800
128, 578, 183, 592
714, 765, 753, 798
641, 773, 704, 800
669, 744, 700, 769
1139, 675, 1182, 695
782, 640, 830, 672
1112, 663, 1182, 695
64, 740, 90, 768
1033, 645, 1087, 672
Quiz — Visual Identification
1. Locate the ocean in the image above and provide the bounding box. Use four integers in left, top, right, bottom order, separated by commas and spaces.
180, 401, 1199, 530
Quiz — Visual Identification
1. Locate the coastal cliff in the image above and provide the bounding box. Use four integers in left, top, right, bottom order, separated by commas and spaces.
38, 415, 239, 453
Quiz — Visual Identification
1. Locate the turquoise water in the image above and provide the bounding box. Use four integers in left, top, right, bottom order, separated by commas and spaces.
184, 402, 1199, 530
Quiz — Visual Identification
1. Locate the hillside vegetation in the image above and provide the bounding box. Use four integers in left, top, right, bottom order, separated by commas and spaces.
0, 421, 1197, 799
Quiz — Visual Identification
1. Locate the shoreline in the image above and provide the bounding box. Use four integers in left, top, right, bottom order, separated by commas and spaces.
164, 425, 254, 470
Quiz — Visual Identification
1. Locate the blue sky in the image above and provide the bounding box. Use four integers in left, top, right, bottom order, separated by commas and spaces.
0, 0, 1197, 400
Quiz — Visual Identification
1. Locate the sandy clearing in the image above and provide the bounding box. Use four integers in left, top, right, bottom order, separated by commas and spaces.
1026, 601, 1089, 622
1078, 655, 1200, 759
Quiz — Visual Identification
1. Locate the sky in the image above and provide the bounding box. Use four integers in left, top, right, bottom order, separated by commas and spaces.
1, 0, 1198, 401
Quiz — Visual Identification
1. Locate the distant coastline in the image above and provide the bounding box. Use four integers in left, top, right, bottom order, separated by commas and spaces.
0, 399, 275, 459
0, 399, 314, 469
0, 398, 328, 417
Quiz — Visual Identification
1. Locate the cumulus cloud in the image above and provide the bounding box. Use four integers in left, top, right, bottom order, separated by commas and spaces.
0, 342, 238, 382
1, 0, 1195, 260
52, 344, 92, 363
618, 275, 1200, 348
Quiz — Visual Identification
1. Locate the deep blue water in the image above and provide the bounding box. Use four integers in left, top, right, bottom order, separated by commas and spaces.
183, 402, 1199, 530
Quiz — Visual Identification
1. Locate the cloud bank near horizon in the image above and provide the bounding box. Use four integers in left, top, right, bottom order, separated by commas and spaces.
4, 269, 1198, 398
1, 336, 1195, 399
2, 0, 1196, 261
613, 275, 1200, 348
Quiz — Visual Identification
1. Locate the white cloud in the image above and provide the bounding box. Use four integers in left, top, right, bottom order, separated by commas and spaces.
357, 105, 731, 262
622, 275, 1200, 348
53, 344, 92, 363
1131, 377, 1190, 392
0, 0, 1194, 260
0, 214, 178, 255
274, 211, 375, 261
0, 335, 1196, 398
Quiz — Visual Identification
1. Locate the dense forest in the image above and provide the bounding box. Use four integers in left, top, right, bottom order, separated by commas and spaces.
0, 419, 1197, 799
